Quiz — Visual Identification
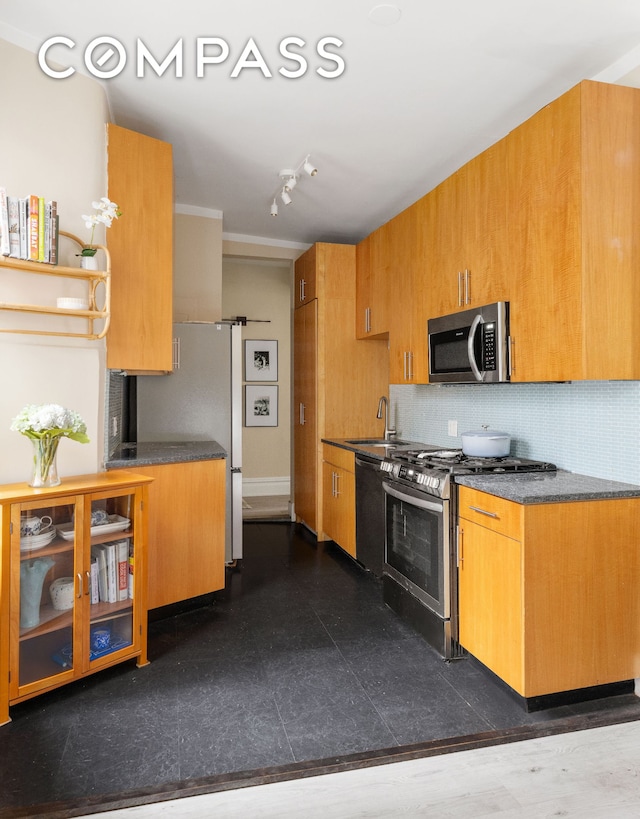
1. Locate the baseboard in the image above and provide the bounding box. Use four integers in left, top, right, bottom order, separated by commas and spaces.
242, 476, 290, 497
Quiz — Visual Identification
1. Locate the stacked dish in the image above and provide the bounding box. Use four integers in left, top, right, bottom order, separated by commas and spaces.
20, 525, 56, 552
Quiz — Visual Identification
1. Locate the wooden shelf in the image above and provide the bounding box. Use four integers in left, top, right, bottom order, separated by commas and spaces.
0, 230, 111, 339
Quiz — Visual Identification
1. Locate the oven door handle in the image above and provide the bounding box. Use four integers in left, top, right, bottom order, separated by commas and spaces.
382, 481, 444, 513
467, 313, 485, 382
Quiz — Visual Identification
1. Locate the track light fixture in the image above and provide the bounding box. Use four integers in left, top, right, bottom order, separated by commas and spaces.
269, 154, 318, 216
303, 157, 318, 177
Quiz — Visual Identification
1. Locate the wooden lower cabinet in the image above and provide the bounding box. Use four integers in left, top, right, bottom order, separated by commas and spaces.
117, 459, 226, 610
322, 445, 356, 558
458, 486, 640, 698
0, 471, 152, 726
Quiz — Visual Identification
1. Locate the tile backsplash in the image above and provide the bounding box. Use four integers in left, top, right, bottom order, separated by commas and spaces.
391, 381, 640, 485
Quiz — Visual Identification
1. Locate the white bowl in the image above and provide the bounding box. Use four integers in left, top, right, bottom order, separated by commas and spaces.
57, 297, 89, 311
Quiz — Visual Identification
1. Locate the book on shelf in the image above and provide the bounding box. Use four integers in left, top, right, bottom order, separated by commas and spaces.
37, 196, 45, 262
128, 548, 134, 599
0, 187, 9, 256
91, 544, 109, 603
116, 540, 129, 601
18, 197, 28, 259
105, 541, 118, 603
28, 194, 39, 261
7, 196, 20, 257
90, 556, 99, 604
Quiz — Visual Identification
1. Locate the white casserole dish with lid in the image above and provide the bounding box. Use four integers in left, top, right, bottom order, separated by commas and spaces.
461, 428, 511, 457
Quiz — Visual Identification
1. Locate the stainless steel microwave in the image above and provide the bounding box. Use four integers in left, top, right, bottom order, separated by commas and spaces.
428, 301, 510, 384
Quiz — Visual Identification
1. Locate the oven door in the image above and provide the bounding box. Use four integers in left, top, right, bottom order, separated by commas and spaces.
383, 480, 450, 619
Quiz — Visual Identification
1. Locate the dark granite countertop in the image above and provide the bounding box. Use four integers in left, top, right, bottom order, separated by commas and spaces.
105, 440, 226, 469
322, 437, 435, 460
455, 469, 640, 504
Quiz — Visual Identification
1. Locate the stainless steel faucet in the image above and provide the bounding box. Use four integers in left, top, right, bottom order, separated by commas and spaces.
377, 396, 397, 441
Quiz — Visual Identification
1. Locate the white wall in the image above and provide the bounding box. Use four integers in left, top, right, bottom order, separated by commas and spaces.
0, 39, 109, 483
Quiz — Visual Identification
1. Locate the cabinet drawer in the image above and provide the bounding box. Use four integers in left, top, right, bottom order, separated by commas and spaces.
458, 486, 522, 540
322, 444, 355, 473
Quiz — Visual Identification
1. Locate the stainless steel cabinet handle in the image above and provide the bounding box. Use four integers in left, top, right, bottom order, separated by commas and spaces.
407, 351, 413, 381
300, 278, 306, 303
458, 271, 463, 306
468, 505, 499, 519
465, 269, 471, 304
365, 307, 371, 334
334, 471, 340, 497
458, 525, 464, 568
299, 402, 306, 425
172, 336, 180, 370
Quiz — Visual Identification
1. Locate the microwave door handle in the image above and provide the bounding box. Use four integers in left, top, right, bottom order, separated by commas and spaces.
467, 314, 485, 382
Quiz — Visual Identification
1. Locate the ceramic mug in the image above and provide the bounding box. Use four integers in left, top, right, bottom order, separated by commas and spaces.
21, 515, 53, 537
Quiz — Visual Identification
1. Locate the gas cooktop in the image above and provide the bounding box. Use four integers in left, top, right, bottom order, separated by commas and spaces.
380, 448, 556, 498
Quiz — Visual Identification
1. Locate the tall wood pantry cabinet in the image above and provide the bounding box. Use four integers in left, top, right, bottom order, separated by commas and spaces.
107, 123, 174, 374
293, 243, 389, 539
0, 472, 153, 726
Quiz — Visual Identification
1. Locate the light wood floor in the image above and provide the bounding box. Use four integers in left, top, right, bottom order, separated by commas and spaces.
86, 719, 640, 817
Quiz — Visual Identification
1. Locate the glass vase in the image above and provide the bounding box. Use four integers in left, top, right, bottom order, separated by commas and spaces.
30, 436, 61, 488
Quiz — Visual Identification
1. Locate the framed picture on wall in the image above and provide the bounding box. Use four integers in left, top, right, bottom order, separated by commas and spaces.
245, 385, 278, 427
244, 339, 278, 382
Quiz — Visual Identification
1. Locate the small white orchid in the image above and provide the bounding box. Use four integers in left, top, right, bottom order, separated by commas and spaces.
80, 197, 122, 256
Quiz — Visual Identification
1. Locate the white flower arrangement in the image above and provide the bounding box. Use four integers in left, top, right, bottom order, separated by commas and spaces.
11, 404, 90, 487
11, 403, 90, 442
80, 197, 122, 256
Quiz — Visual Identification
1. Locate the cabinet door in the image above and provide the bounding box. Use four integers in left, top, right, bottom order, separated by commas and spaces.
429, 170, 468, 316
458, 518, 523, 693
10, 497, 81, 700
322, 461, 356, 558
464, 138, 510, 309
107, 123, 174, 373
294, 244, 317, 306
506, 86, 583, 382
82, 486, 145, 671
293, 300, 318, 530
388, 197, 430, 383
356, 230, 389, 339
119, 461, 225, 610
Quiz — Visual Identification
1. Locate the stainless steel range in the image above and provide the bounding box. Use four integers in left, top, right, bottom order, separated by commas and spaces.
380, 447, 556, 659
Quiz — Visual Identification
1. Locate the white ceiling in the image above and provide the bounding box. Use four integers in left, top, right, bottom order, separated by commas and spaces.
3, 1, 640, 247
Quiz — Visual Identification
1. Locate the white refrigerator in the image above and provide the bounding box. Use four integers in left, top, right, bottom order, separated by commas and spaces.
136, 321, 243, 563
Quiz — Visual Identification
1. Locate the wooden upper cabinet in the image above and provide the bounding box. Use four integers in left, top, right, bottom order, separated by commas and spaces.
429, 139, 509, 318
355, 226, 389, 338
388, 199, 430, 383
507, 80, 640, 382
294, 243, 317, 307
106, 124, 173, 373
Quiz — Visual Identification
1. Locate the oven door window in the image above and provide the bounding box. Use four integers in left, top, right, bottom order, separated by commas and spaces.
385, 489, 448, 619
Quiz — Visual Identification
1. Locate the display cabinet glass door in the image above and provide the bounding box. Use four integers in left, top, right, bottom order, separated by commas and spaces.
84, 488, 138, 672
12, 497, 80, 696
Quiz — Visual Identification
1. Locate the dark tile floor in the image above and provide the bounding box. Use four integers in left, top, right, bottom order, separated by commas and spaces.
2, 522, 640, 817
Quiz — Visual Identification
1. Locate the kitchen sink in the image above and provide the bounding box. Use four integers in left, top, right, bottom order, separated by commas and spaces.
345, 438, 411, 447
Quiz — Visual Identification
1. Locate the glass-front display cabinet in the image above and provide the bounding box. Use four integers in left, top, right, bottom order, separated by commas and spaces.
0, 472, 152, 726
